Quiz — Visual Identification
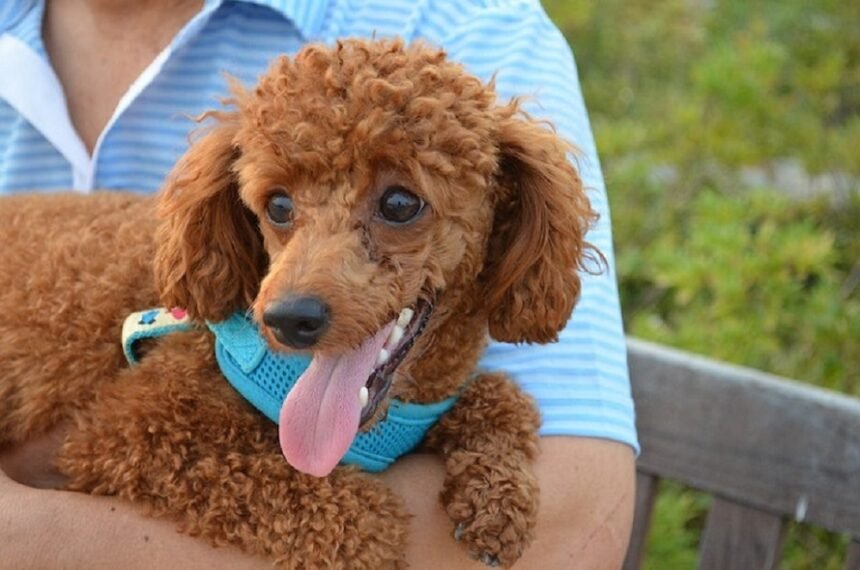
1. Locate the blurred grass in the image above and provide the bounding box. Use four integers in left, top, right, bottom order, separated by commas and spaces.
543, 0, 860, 567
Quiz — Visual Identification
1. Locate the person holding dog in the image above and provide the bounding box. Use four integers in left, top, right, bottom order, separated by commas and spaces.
0, 0, 637, 567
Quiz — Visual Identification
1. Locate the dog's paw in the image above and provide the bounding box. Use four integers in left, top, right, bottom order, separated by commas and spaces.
441, 453, 538, 568
454, 525, 502, 567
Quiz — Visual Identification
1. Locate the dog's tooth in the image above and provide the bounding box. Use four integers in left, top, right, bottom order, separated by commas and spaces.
397, 308, 414, 327
359, 386, 369, 408
387, 325, 405, 348
376, 348, 390, 366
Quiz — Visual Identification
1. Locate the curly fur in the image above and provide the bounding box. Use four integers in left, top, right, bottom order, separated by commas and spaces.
0, 39, 598, 568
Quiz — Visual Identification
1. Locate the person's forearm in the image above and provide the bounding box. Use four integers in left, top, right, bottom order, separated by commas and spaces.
0, 475, 270, 570
381, 437, 635, 570
1, 436, 634, 569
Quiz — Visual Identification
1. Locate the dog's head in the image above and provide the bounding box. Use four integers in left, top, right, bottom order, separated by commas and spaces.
154, 39, 598, 476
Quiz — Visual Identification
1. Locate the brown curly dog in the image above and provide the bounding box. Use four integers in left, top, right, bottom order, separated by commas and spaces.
0, 39, 597, 568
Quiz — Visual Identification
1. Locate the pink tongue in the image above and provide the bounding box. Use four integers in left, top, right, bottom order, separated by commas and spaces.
278, 322, 394, 477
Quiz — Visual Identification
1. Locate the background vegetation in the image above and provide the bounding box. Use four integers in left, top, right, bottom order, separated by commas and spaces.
543, 0, 860, 567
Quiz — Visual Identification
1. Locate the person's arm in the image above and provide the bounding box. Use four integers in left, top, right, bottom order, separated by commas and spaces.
0, 466, 268, 570
1, 435, 632, 569
1, 1, 638, 566
386, 439, 634, 569
416, 4, 639, 567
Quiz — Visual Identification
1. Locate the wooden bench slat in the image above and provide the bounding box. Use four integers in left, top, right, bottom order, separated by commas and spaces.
846, 538, 860, 570
628, 338, 860, 536
622, 473, 659, 570
698, 497, 785, 570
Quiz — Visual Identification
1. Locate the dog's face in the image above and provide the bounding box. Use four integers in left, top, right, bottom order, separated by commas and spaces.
154, 40, 597, 476
232, 44, 500, 359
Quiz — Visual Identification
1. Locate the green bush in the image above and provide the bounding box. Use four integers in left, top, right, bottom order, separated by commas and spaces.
544, 0, 860, 567
625, 189, 859, 395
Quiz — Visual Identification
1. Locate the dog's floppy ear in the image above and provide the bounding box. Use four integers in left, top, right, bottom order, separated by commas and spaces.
482, 105, 600, 344
154, 117, 267, 322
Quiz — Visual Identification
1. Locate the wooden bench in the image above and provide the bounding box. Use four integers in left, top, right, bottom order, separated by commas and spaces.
623, 338, 860, 570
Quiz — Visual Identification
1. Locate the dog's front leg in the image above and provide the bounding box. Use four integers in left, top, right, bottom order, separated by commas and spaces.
54, 340, 409, 570
423, 372, 541, 568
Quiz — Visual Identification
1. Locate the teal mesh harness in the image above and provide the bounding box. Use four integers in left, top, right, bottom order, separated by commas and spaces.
122, 309, 457, 472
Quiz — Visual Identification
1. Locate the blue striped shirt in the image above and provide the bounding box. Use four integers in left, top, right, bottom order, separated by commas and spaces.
0, 0, 638, 452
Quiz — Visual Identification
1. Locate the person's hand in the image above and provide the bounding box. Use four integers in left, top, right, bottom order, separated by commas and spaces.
0, 452, 71, 569
1, 429, 76, 568
0, 424, 69, 489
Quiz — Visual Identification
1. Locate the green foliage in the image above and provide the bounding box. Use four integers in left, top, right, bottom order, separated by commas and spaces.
642, 483, 709, 570
544, 0, 860, 567
626, 189, 860, 395
544, 0, 860, 178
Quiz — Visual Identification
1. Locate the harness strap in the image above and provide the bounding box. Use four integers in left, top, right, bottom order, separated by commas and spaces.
121, 308, 459, 472
122, 307, 192, 364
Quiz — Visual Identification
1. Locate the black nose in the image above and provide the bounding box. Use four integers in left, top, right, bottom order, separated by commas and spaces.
263, 296, 330, 349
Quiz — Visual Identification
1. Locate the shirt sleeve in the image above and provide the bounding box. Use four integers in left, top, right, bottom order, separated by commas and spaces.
425, 0, 638, 452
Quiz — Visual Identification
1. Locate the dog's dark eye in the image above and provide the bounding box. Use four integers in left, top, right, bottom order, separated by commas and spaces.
379, 185, 424, 224
266, 192, 294, 228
